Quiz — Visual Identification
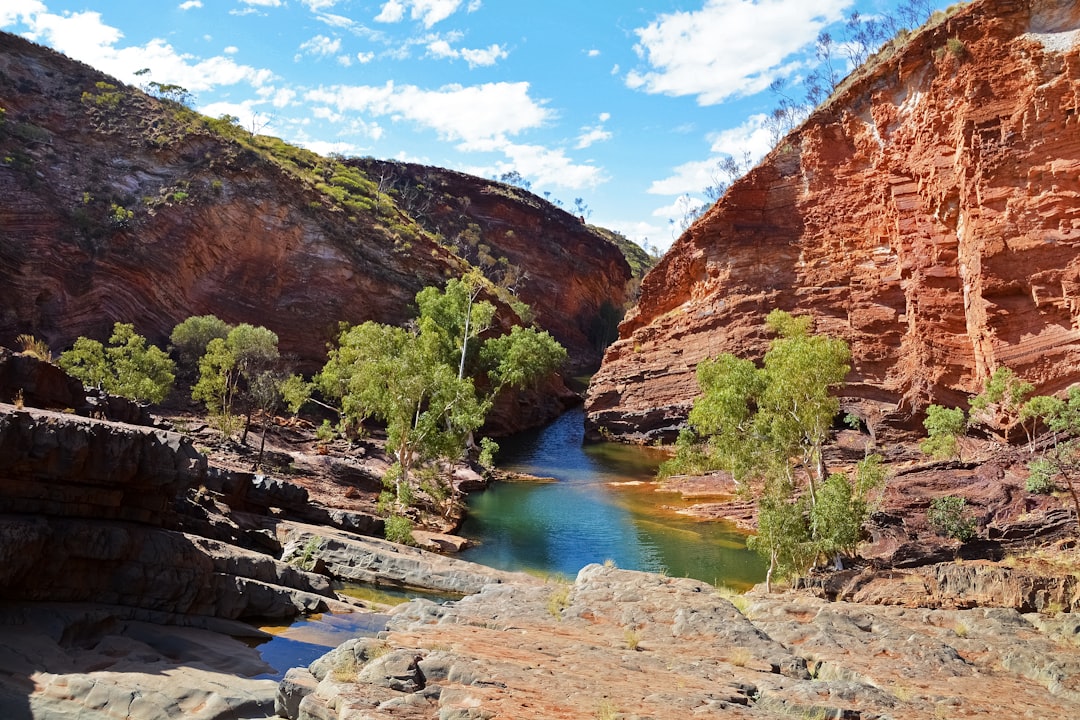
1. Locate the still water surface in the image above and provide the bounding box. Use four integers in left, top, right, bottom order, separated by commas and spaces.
459, 407, 765, 589
256, 407, 765, 679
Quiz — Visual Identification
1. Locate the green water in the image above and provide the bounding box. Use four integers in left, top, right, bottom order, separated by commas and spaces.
459, 407, 765, 589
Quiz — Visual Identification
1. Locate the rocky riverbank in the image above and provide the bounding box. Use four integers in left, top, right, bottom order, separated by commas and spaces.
277, 563, 1080, 719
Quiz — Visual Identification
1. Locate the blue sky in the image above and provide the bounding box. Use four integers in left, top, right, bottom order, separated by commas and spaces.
2, 0, 957, 252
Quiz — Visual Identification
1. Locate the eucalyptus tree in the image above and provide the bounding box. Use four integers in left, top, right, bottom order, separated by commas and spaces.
661, 310, 873, 590
318, 276, 566, 515
59, 322, 175, 404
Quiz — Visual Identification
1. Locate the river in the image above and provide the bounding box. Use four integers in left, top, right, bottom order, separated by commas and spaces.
255, 407, 764, 679
458, 407, 765, 589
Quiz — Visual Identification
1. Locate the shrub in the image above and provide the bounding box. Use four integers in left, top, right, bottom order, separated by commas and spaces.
921, 405, 966, 459
478, 436, 499, 468
928, 496, 976, 541
16, 333, 51, 362
384, 514, 415, 545
1025, 457, 1058, 494
316, 419, 336, 443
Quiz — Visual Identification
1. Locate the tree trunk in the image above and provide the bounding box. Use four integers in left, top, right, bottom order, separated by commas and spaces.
253, 413, 270, 470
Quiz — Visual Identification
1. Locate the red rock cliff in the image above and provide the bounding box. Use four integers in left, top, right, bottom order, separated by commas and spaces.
0, 33, 630, 379
587, 0, 1080, 441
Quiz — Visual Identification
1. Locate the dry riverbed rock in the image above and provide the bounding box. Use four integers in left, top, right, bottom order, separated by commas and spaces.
278, 564, 1080, 719
0, 604, 280, 720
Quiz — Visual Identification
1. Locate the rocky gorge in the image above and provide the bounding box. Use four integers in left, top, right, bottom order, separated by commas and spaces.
2, 0, 1080, 718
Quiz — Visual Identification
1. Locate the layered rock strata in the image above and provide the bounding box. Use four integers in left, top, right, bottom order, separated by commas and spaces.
587, 0, 1080, 441
0, 32, 630, 379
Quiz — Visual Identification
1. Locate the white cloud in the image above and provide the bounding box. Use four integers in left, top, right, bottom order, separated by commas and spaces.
460, 44, 507, 68
375, 0, 468, 28
224, 45, 238, 54
627, 0, 852, 105
179, 1, 202, 10
302, 0, 341, 10
12, 7, 277, 95
298, 139, 362, 156
198, 99, 273, 134
297, 34, 342, 60
305, 81, 551, 145
493, 142, 605, 190
587, 49, 600, 57
375, 0, 405, 23
427, 38, 507, 68
261, 86, 297, 108
0, 0, 45, 27
649, 113, 772, 196
426, 38, 456, 60
317, 13, 355, 28
463, 141, 604, 192
576, 114, 612, 149
356, 51, 375, 63
240, 0, 282, 7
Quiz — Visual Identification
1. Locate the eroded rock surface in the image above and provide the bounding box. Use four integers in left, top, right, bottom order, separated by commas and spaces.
0, 32, 631, 385
0, 604, 279, 720
587, 0, 1080, 441
277, 564, 1080, 719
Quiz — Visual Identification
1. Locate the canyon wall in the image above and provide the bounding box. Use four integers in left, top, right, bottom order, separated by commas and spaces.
0, 33, 630, 376
587, 0, 1080, 441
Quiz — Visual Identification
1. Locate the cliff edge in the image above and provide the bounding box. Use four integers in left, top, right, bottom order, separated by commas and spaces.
587, 0, 1080, 441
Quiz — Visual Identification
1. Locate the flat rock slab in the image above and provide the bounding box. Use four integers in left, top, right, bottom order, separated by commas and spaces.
281, 564, 1080, 719
0, 603, 279, 719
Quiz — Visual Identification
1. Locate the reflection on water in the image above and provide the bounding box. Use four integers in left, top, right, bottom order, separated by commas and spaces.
254, 609, 389, 681
460, 407, 765, 589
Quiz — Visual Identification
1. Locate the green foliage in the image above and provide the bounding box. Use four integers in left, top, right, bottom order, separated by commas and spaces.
1026, 457, 1058, 495
384, 514, 415, 545
747, 480, 815, 589
109, 203, 134, 227
971, 367, 1034, 442
192, 337, 239, 436
59, 323, 175, 404
478, 437, 499, 469
928, 496, 976, 542
319, 320, 487, 506
921, 405, 966, 459
81, 81, 124, 110
318, 275, 565, 512
280, 374, 313, 415
170, 314, 230, 375
665, 310, 856, 588
316, 419, 337, 443
190, 323, 282, 441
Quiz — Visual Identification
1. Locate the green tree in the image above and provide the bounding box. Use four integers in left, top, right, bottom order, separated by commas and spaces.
318, 277, 565, 514
59, 322, 175, 404
319, 321, 487, 508
970, 366, 1034, 443
170, 314, 230, 377
660, 310, 855, 589
747, 479, 814, 592
927, 496, 976, 542
191, 337, 241, 437
811, 455, 886, 568
921, 405, 966, 460
1018, 387, 1080, 530
190, 323, 282, 443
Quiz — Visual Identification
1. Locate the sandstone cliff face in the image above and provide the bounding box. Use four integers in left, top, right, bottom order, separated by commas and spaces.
587, 0, 1080, 440
351, 159, 636, 372
0, 33, 630, 377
